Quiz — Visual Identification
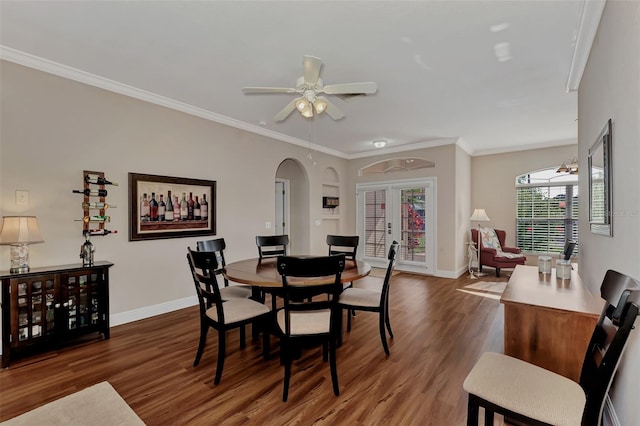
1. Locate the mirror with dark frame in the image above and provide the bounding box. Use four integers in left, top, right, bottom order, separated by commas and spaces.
588, 119, 612, 236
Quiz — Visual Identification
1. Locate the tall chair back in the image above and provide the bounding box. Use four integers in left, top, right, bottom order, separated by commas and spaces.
276, 254, 345, 401
326, 235, 359, 260
256, 235, 289, 261
579, 271, 640, 423
197, 238, 229, 286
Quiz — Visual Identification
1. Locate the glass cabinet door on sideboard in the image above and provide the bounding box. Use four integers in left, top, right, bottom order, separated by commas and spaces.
1, 262, 112, 367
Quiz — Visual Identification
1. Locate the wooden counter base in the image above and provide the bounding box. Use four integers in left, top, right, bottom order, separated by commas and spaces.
501, 265, 603, 382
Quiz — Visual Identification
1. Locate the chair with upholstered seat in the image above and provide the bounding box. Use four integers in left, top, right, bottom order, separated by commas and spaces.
256, 235, 289, 262
276, 254, 345, 402
463, 269, 640, 426
338, 241, 398, 355
187, 248, 271, 385
197, 238, 252, 300
471, 228, 526, 277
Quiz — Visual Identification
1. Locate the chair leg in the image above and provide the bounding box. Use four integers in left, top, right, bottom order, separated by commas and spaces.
193, 321, 209, 367
384, 300, 394, 338
484, 409, 494, 426
495, 268, 500, 277
329, 338, 340, 396
239, 325, 246, 349
214, 330, 226, 385
347, 308, 353, 332
322, 342, 328, 362
282, 342, 291, 402
467, 394, 480, 426
379, 311, 390, 355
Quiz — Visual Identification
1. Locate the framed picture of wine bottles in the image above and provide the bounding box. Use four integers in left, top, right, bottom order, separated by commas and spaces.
128, 173, 216, 241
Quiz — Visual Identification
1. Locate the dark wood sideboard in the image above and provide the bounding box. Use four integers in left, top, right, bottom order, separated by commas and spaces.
1, 261, 113, 367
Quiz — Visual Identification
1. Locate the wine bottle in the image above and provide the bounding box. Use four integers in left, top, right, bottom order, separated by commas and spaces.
201, 194, 208, 221
165, 191, 174, 221
158, 194, 166, 221
187, 192, 195, 220
87, 229, 118, 236
85, 174, 119, 186
73, 189, 108, 197
194, 196, 201, 220
76, 215, 110, 223
180, 193, 188, 221
149, 192, 159, 221
82, 202, 116, 209
174, 196, 180, 222
141, 193, 150, 222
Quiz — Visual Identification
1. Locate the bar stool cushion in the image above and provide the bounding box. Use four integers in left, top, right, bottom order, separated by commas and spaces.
463, 352, 585, 426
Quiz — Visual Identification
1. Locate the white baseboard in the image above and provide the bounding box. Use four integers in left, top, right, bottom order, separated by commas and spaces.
603, 395, 621, 426
110, 295, 197, 327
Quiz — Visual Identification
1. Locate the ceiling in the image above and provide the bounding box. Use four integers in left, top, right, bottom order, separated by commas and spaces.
0, 1, 588, 158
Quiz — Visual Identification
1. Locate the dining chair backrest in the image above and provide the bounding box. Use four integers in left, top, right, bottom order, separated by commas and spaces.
578, 270, 640, 423
276, 254, 345, 336
256, 235, 289, 261
187, 247, 225, 322
563, 240, 576, 260
379, 241, 399, 308
326, 235, 359, 260
197, 238, 229, 287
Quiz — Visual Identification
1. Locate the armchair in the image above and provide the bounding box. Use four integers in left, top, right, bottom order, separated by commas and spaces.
471, 228, 525, 277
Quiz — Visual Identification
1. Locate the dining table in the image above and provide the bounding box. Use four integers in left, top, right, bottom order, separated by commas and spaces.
223, 256, 371, 289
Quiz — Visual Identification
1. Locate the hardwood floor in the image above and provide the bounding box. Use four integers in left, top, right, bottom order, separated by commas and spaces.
0, 272, 510, 425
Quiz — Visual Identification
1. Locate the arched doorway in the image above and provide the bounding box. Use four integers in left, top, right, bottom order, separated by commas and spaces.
276, 159, 310, 254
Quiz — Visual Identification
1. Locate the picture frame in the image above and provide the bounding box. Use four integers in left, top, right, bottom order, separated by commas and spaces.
128, 173, 216, 241
588, 119, 612, 237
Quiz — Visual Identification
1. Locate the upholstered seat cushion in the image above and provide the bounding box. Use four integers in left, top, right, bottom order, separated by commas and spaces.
219, 285, 252, 300
463, 352, 585, 426
338, 287, 382, 308
206, 298, 269, 324
276, 309, 331, 335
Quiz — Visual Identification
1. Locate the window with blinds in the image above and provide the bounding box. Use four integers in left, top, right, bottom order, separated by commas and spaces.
515, 168, 579, 255
364, 189, 387, 258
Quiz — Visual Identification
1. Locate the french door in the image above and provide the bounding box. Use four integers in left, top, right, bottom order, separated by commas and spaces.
356, 179, 435, 274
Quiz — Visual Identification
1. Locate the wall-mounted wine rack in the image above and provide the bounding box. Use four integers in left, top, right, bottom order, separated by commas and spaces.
74, 170, 117, 236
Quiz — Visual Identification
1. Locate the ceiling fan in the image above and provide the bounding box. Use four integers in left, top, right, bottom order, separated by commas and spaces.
242, 55, 377, 121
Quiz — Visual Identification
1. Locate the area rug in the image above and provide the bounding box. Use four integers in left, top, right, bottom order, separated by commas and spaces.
369, 267, 400, 278
457, 281, 507, 300
1, 381, 145, 426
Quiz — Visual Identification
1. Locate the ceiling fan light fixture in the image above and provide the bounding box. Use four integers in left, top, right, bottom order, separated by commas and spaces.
313, 98, 327, 114
296, 99, 309, 112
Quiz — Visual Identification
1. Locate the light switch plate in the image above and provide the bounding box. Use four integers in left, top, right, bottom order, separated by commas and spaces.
15, 190, 29, 207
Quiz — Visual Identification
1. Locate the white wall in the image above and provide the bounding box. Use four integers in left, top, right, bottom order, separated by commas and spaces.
577, 1, 640, 424
0, 61, 348, 322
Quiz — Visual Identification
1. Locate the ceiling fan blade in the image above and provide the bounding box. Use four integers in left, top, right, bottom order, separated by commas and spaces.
317, 96, 345, 120
242, 87, 297, 94
274, 98, 300, 122
322, 82, 377, 95
302, 56, 322, 85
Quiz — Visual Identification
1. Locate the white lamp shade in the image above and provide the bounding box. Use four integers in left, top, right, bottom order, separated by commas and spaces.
0, 216, 44, 245
470, 209, 491, 222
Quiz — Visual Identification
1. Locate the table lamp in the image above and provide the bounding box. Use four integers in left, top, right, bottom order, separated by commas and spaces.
0, 216, 44, 273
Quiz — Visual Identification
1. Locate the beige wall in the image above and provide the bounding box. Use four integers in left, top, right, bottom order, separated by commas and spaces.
347, 143, 467, 276
472, 144, 578, 247
577, 1, 640, 424
0, 61, 349, 322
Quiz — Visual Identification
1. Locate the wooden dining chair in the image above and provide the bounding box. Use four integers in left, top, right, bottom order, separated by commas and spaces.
256, 235, 289, 262
338, 241, 398, 355
197, 238, 252, 300
463, 270, 640, 425
327, 234, 359, 293
276, 254, 345, 402
187, 248, 271, 385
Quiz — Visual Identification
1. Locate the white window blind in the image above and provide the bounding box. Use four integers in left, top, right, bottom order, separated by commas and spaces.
516, 169, 579, 255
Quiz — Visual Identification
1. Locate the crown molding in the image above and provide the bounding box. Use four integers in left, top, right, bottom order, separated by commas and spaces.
0, 46, 348, 159
566, 0, 607, 92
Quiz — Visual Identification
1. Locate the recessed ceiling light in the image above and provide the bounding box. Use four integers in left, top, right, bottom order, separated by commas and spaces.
494, 42, 512, 62
373, 140, 387, 148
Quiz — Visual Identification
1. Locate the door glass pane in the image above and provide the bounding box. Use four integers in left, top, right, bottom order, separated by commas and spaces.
400, 188, 426, 262
364, 189, 387, 259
